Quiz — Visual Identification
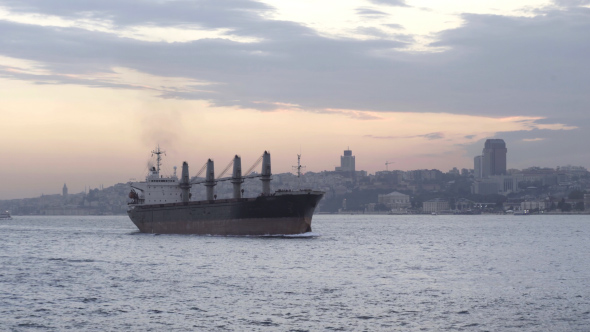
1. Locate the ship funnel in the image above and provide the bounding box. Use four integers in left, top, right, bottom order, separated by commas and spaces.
231, 155, 243, 199
205, 159, 216, 200
261, 151, 271, 195
180, 161, 191, 203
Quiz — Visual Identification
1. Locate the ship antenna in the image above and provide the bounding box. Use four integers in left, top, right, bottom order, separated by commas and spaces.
292, 153, 306, 189
151, 145, 166, 174
296, 154, 302, 178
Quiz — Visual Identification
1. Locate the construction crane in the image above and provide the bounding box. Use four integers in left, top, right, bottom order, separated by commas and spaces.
385, 161, 395, 171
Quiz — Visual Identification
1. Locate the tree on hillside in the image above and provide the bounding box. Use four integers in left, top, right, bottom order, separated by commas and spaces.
568, 190, 586, 200
557, 198, 572, 212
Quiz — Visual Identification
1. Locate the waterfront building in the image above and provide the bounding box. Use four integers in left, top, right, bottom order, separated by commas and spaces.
422, 198, 449, 213
378, 191, 410, 211
521, 201, 548, 211
454, 198, 475, 211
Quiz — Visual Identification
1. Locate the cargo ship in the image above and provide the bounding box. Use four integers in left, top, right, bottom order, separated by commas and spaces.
127, 147, 324, 235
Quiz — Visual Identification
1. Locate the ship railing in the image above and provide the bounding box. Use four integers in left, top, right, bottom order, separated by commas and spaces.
128, 198, 145, 205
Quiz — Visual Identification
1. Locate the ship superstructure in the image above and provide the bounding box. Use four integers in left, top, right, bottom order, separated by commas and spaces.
129, 146, 184, 205
127, 147, 324, 235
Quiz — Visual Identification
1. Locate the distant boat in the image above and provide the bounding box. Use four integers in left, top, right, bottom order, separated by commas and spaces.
0, 211, 12, 220
513, 210, 529, 215
431, 212, 437, 215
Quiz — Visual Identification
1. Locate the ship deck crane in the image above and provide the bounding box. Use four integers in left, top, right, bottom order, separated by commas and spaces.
192, 154, 266, 184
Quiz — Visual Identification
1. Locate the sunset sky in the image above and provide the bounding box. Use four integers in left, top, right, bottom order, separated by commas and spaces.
1, 0, 589, 199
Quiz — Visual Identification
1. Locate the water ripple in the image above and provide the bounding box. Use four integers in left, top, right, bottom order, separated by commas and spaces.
1, 215, 590, 331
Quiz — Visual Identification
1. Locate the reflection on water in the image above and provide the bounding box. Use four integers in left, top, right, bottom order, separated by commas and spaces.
1, 215, 589, 331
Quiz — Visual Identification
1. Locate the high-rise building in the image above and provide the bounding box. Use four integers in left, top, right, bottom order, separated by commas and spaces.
335, 148, 355, 173
474, 155, 483, 178
482, 139, 507, 177
62, 183, 68, 198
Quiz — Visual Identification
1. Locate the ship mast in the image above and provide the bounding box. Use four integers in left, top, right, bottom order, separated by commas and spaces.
292, 154, 306, 189
151, 145, 166, 174
294, 154, 302, 178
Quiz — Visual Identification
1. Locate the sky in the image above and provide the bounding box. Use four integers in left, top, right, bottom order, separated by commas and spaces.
0, 0, 589, 199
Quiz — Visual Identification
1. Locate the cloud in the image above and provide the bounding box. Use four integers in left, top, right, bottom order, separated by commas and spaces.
463, 123, 590, 168
368, 0, 409, 7
383, 23, 403, 29
354, 26, 400, 39
365, 132, 445, 140
307, 108, 384, 120
0, 1, 589, 129
553, 0, 590, 7
356, 8, 389, 18
422, 132, 445, 140
0, 0, 272, 30
0, 16, 412, 112
1, 0, 589, 197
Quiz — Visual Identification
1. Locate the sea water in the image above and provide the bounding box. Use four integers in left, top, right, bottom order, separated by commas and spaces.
1, 214, 589, 331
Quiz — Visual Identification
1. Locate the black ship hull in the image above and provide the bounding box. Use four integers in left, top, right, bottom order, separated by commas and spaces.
127, 191, 324, 235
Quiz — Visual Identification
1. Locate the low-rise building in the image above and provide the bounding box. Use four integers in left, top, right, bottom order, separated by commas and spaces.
472, 174, 522, 195
454, 198, 475, 211
378, 191, 410, 211
423, 198, 449, 213
520, 201, 547, 211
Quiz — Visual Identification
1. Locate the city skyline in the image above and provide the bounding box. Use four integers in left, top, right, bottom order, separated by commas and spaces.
2, 143, 588, 201
1, 0, 589, 199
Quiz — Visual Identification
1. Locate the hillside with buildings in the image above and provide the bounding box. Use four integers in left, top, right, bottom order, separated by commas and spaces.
2, 141, 589, 215
0, 183, 130, 216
